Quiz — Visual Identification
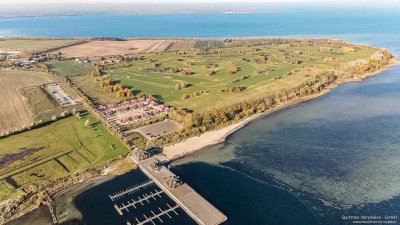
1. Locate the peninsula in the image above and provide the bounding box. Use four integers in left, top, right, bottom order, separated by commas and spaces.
0, 37, 396, 224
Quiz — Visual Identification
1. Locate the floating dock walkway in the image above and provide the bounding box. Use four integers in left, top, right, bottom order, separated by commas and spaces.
114, 189, 163, 215
127, 204, 180, 225
109, 180, 155, 201
130, 152, 227, 225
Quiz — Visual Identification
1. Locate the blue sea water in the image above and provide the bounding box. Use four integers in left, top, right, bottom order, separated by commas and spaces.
0, 8, 399, 39
3, 6, 400, 225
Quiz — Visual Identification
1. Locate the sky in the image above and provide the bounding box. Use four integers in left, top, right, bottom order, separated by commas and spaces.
0, 0, 398, 4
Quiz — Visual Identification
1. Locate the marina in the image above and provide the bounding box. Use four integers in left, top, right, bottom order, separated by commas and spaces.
107, 150, 227, 225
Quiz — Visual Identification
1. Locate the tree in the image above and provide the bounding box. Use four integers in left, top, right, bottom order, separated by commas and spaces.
227, 65, 238, 74
205, 69, 215, 76
61, 111, 69, 117
181, 69, 193, 76
175, 82, 189, 90
89, 66, 102, 77
19, 51, 33, 59
38, 64, 49, 72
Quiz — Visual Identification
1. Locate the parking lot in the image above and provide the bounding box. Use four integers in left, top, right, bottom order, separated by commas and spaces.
133, 120, 183, 139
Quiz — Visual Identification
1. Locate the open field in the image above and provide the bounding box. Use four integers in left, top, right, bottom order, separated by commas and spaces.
70, 74, 121, 105
45, 60, 94, 76
0, 71, 56, 134
0, 39, 78, 52
54, 39, 175, 58
0, 113, 129, 200
71, 42, 377, 111
20, 86, 59, 118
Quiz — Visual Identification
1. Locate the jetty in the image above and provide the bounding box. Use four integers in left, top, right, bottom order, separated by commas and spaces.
128, 204, 180, 225
114, 150, 227, 225
109, 180, 155, 201
114, 189, 163, 215
44, 191, 58, 225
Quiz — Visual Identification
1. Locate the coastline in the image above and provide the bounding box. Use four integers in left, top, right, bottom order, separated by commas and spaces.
163, 58, 398, 160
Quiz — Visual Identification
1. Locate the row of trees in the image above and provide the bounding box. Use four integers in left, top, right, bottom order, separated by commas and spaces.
347, 50, 393, 75
221, 86, 246, 93
181, 90, 208, 100
98, 77, 133, 97
88, 66, 103, 77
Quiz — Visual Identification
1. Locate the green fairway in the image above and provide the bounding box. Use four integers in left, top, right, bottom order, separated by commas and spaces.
0, 112, 129, 200
0, 39, 78, 52
45, 60, 94, 76
90, 44, 376, 110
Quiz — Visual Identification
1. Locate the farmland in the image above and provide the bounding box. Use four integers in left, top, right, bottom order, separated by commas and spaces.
68, 41, 378, 111
0, 113, 129, 201
0, 38, 79, 52
0, 71, 56, 134
54, 39, 176, 58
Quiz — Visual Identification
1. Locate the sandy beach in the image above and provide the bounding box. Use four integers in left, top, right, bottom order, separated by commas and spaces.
163, 58, 398, 160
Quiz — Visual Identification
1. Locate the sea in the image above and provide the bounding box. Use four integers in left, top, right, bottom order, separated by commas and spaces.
2, 5, 400, 225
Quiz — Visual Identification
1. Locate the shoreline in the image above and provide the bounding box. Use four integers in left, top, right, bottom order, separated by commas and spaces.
163, 58, 398, 160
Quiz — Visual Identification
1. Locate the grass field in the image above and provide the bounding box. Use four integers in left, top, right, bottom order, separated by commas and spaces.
0, 112, 129, 200
45, 60, 94, 76
70, 74, 121, 105
0, 39, 78, 52
70, 43, 376, 110
0, 71, 56, 134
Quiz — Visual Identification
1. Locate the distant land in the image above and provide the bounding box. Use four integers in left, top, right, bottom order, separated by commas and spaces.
1, 1, 398, 19
0, 3, 279, 19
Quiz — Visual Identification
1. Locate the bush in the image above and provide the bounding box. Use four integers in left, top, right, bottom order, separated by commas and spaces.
221, 86, 246, 93
175, 82, 190, 90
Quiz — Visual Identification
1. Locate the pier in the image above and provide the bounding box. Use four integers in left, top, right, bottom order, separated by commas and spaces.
127, 204, 180, 225
114, 189, 163, 215
129, 151, 227, 225
109, 180, 155, 201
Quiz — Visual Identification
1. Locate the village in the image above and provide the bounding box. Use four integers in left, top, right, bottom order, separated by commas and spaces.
98, 98, 169, 125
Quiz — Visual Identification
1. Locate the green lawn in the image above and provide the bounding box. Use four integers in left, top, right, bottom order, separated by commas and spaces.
0, 112, 129, 200
67, 42, 376, 110
45, 60, 94, 76
0, 39, 77, 52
